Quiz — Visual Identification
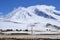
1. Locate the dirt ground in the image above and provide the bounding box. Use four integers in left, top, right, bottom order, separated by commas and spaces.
0, 38, 59, 40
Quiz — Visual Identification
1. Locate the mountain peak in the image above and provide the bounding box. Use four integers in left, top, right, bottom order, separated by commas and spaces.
4, 5, 60, 24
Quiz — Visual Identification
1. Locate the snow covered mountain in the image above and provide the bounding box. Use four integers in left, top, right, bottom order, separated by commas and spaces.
0, 5, 60, 32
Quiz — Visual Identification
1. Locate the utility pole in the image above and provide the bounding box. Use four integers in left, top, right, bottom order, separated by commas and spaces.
30, 24, 35, 34
28, 23, 38, 34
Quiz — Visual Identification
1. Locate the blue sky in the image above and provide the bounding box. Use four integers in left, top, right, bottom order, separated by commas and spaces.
0, 0, 60, 15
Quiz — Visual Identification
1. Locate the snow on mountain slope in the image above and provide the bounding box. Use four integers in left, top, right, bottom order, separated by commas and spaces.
0, 5, 60, 31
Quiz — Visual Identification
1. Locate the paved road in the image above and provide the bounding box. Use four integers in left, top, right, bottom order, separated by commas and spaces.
0, 34, 60, 39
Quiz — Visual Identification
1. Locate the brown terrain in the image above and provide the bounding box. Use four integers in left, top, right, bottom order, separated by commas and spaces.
0, 30, 60, 40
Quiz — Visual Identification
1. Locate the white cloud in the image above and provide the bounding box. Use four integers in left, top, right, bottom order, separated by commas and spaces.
0, 12, 3, 15
0, 12, 4, 18
27, 5, 56, 11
